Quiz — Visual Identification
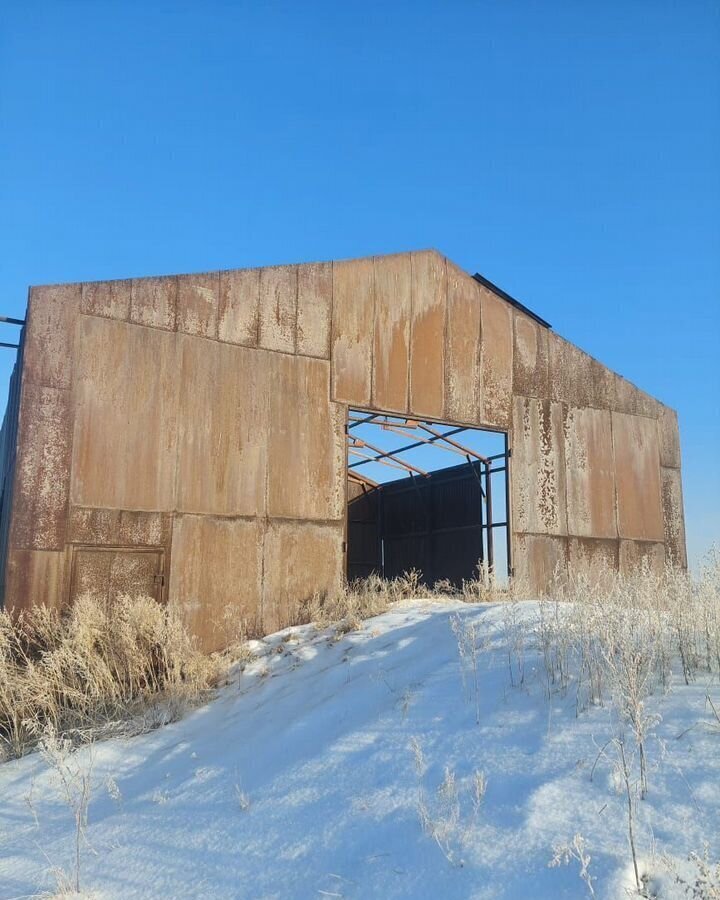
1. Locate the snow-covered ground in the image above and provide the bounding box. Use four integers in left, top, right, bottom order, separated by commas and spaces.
0, 600, 718, 899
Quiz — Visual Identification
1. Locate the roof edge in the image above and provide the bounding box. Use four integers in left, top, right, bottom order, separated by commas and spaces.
471, 272, 552, 330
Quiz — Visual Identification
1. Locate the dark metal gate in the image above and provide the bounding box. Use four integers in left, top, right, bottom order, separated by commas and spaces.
347, 455, 509, 587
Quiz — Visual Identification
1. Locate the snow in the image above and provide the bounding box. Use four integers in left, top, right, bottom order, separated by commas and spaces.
0, 600, 718, 899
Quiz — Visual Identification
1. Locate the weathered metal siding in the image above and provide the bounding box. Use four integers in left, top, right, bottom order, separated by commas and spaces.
444, 261, 482, 424
508, 295, 678, 590
1, 249, 685, 648
72, 317, 178, 511
611, 412, 664, 543
478, 284, 513, 429
409, 251, 446, 420
563, 407, 616, 539
168, 515, 264, 645
511, 397, 568, 537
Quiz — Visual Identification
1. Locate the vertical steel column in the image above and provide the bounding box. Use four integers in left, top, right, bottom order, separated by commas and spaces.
378, 486, 385, 578
485, 460, 494, 573
478, 464, 484, 565
504, 433, 512, 578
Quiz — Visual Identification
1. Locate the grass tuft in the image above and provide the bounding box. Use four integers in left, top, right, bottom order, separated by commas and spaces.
0, 594, 222, 759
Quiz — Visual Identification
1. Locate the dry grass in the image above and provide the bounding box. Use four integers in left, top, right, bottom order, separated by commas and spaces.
4, 550, 715, 770
0, 594, 223, 760
0, 566, 491, 761
492, 551, 720, 898
532, 549, 720, 708
299, 571, 420, 631
302, 564, 509, 634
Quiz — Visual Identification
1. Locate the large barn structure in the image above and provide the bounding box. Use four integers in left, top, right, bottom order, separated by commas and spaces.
0, 250, 686, 649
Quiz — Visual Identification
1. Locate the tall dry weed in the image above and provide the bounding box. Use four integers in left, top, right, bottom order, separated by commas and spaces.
305, 563, 509, 635
301, 569, 437, 632
536, 551, 720, 718
0, 593, 220, 759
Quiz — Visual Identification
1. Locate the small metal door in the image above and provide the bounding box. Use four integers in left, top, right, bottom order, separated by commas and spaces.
69, 546, 166, 606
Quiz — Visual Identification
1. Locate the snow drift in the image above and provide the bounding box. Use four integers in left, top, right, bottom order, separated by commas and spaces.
0, 599, 718, 899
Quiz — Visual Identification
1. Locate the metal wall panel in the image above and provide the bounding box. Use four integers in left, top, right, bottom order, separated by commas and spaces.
331, 257, 374, 406
409, 251, 446, 420
479, 285, 513, 428
372, 254, 411, 413
445, 261, 481, 424
611, 411, 664, 542
297, 262, 332, 359
71, 317, 179, 511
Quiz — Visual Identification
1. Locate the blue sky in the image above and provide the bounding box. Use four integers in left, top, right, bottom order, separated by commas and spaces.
1, 1, 718, 569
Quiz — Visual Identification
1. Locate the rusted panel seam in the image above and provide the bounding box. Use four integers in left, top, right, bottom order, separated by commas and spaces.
73, 310, 332, 360
476, 278, 484, 419
618, 538, 667, 547
259, 516, 268, 631
127, 275, 178, 332
609, 409, 622, 541
169, 330, 183, 519
369, 257, 378, 409
292, 264, 299, 356
406, 255, 414, 416
440, 254, 449, 422
263, 515, 345, 528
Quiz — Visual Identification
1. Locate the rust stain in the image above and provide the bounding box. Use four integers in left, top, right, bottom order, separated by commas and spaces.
549, 334, 594, 409
564, 407, 617, 539
262, 520, 343, 634
619, 540, 665, 577
176, 336, 268, 517
5, 550, 65, 613
661, 467, 687, 568
71, 317, 179, 511
657, 405, 681, 469
297, 262, 332, 359
511, 396, 567, 536
445, 261, 481, 423
11, 383, 72, 550
218, 268, 260, 347
81, 280, 131, 322
479, 286, 513, 428
24, 283, 80, 390
409, 251, 446, 420
176, 272, 219, 339
331, 256, 374, 406
259, 265, 297, 354
513, 534, 568, 594
267, 354, 344, 521
130, 276, 177, 331
372, 254, 411, 413
70, 547, 164, 608
568, 537, 619, 587
513, 312, 549, 399
169, 515, 263, 652
611, 411, 664, 542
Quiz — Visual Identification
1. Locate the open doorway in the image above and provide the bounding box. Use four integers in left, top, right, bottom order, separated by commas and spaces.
346, 410, 510, 588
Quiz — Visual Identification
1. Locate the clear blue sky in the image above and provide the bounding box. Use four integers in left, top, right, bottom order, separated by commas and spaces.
1, 1, 718, 569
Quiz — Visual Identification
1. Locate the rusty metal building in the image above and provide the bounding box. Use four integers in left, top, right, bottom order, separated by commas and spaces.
0, 251, 686, 649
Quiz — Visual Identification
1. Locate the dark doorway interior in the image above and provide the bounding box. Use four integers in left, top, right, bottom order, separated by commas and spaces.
346, 411, 510, 588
